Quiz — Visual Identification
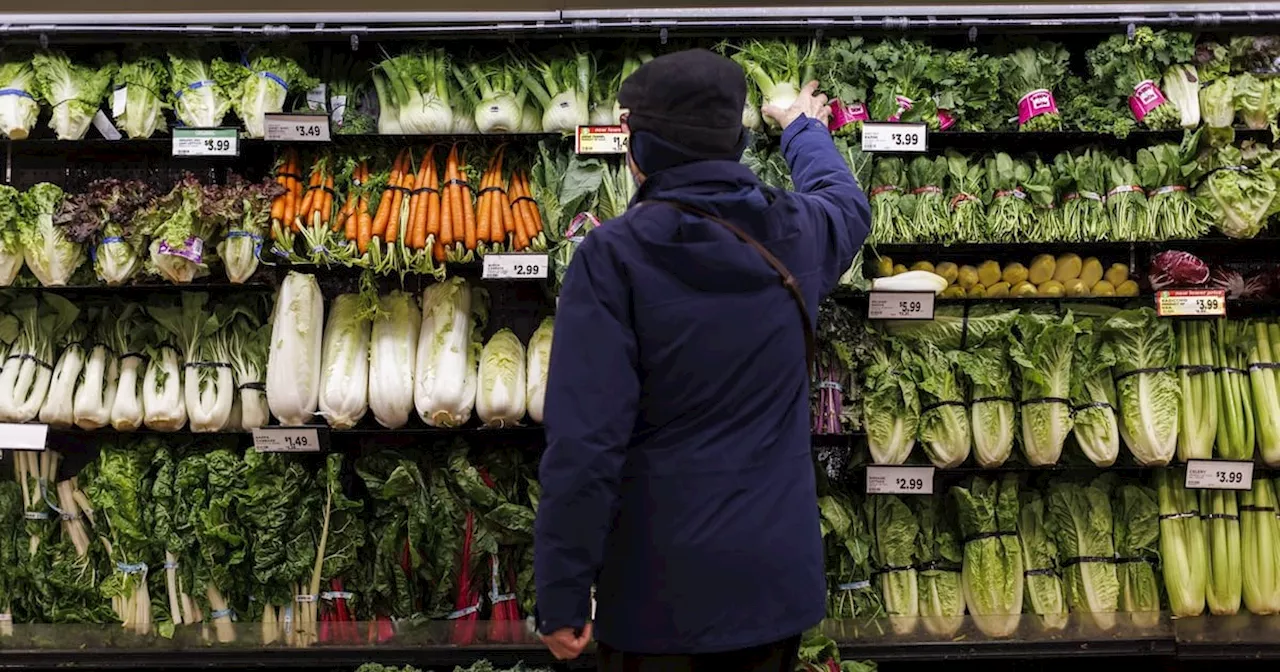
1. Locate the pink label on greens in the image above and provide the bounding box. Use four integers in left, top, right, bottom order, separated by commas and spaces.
1128, 80, 1167, 121
1017, 89, 1059, 125
158, 237, 204, 263
937, 109, 956, 130
827, 100, 871, 131
887, 95, 914, 122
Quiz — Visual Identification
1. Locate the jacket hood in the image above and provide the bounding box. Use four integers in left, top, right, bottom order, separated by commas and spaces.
629, 160, 802, 294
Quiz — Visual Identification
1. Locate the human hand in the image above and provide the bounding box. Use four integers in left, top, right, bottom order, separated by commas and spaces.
761, 80, 830, 129
540, 623, 593, 660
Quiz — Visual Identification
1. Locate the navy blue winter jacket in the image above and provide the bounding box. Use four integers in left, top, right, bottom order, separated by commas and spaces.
534, 115, 871, 654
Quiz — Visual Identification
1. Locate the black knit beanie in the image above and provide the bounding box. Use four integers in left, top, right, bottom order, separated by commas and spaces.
618, 48, 748, 173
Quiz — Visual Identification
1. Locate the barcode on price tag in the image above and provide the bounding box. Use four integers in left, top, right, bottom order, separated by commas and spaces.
575, 125, 629, 154
1157, 289, 1226, 317
861, 122, 928, 153
866, 465, 935, 495
172, 128, 239, 157
483, 253, 549, 280
264, 113, 331, 142
0, 424, 47, 451
867, 290, 936, 320
252, 427, 323, 453
1185, 459, 1253, 490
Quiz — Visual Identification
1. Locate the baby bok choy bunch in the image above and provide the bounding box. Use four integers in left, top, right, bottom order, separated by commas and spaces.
38, 306, 89, 428
0, 295, 77, 422
148, 293, 238, 433
71, 305, 125, 430
109, 304, 149, 432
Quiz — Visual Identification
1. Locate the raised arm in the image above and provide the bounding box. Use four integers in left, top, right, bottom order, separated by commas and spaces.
763, 81, 871, 293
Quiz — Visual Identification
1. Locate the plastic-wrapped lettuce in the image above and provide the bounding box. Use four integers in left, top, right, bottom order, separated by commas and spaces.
865, 494, 919, 634
1017, 491, 1067, 630
1010, 311, 1077, 466
167, 46, 233, 128
1071, 317, 1121, 466
1113, 484, 1161, 627
910, 496, 964, 636
369, 291, 419, 429
476, 328, 526, 427
0, 186, 24, 286
0, 58, 39, 140
1048, 477, 1119, 630
32, 50, 116, 141
958, 345, 1015, 468
862, 337, 918, 465
113, 52, 167, 139
19, 183, 85, 287
415, 277, 485, 427
525, 317, 553, 424
1105, 309, 1179, 466
953, 475, 1023, 637
318, 294, 370, 430
907, 343, 970, 469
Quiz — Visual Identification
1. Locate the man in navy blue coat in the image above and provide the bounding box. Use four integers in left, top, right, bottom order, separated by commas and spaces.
535, 48, 871, 671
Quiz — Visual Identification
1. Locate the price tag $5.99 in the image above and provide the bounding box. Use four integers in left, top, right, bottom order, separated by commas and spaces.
867, 290, 935, 320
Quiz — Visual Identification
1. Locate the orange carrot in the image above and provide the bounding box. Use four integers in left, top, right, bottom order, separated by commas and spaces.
357, 211, 373, 254
507, 193, 528, 251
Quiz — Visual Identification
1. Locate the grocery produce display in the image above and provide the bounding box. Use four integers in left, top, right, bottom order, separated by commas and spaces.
5, 4, 1280, 671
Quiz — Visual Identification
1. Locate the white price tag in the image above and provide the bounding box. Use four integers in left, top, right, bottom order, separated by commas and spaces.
483, 253, 549, 280
1157, 289, 1225, 317
305, 84, 327, 112
92, 110, 122, 141
0, 423, 48, 451
861, 122, 928, 153
172, 128, 239, 157
1185, 459, 1253, 490
575, 125, 629, 154
330, 95, 348, 126
867, 291, 936, 320
866, 465, 935, 495
264, 113, 331, 142
112, 87, 127, 118
252, 427, 322, 453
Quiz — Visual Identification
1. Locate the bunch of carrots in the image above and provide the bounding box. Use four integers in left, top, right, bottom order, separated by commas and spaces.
269, 143, 546, 275
269, 148, 306, 244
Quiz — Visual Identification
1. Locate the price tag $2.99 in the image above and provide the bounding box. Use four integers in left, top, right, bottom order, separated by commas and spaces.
482, 253, 549, 280
866, 465, 935, 495
1185, 459, 1253, 491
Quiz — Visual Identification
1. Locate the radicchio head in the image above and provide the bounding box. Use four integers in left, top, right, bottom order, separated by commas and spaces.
1149, 250, 1210, 290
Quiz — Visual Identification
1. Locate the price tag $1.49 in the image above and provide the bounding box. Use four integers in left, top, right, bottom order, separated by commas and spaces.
253, 427, 322, 453
1185, 458, 1253, 490
483, 253, 549, 280
866, 465, 935, 495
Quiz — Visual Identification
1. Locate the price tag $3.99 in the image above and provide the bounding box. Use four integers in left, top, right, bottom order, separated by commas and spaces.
860, 122, 928, 153
1185, 458, 1253, 490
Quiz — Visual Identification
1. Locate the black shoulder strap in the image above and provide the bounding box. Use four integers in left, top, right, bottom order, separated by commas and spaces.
637, 199, 815, 370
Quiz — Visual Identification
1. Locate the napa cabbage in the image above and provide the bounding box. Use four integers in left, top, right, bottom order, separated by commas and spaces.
266, 272, 324, 426
318, 294, 370, 430
415, 278, 485, 427
369, 291, 420, 430
526, 317, 553, 424
476, 328, 526, 427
